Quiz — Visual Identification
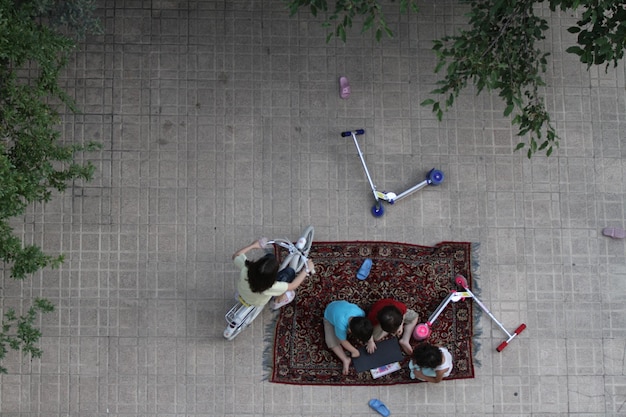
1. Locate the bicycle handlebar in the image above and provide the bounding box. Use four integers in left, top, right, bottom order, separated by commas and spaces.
265, 238, 312, 273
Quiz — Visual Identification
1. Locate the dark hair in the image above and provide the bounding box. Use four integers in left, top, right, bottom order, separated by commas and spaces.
349, 316, 373, 343
377, 305, 403, 334
246, 253, 279, 293
412, 343, 443, 369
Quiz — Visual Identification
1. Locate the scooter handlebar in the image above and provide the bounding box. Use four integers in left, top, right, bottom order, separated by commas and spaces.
341, 129, 365, 137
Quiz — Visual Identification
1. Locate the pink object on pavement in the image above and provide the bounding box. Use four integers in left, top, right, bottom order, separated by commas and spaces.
603, 227, 626, 239
339, 76, 350, 99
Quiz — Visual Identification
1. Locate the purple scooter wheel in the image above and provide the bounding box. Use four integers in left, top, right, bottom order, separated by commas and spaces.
428, 168, 444, 185
371, 202, 384, 217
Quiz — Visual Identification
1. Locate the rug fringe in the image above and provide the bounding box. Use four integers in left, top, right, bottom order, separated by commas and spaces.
262, 311, 280, 381
470, 242, 482, 367
470, 241, 481, 296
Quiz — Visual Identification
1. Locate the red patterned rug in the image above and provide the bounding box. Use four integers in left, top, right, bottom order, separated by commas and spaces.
266, 241, 478, 386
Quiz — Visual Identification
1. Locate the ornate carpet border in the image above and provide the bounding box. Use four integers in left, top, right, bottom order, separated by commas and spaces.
263, 240, 481, 384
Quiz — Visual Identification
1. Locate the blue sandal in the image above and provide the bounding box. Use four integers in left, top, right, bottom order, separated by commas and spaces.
357, 258, 372, 280
368, 398, 390, 416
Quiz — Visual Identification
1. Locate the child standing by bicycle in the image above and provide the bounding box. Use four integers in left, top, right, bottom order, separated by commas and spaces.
232, 239, 314, 309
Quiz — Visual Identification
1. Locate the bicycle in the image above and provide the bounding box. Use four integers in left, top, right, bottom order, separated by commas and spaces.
223, 225, 315, 340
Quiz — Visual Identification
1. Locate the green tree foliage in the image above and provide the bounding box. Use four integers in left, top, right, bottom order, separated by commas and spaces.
0, 298, 54, 374
558, 0, 626, 68
287, 0, 418, 42
425, 0, 557, 158
0, 0, 101, 372
287, 0, 626, 157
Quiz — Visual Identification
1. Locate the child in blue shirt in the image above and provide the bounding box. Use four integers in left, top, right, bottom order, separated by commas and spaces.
323, 300, 374, 375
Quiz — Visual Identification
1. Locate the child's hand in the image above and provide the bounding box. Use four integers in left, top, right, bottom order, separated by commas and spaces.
366, 339, 377, 354
351, 350, 360, 358
394, 322, 405, 337
306, 259, 315, 274
258, 237, 269, 248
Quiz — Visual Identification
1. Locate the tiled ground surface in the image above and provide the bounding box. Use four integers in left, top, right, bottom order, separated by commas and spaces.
1, 0, 626, 416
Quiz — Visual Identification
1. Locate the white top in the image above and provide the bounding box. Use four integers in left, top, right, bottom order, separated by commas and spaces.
435, 347, 453, 377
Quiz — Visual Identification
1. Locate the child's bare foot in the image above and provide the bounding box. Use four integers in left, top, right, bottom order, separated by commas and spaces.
341, 357, 351, 375
400, 340, 413, 355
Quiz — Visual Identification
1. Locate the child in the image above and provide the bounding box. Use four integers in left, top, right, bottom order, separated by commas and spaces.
323, 300, 375, 375
367, 298, 419, 354
408, 342, 453, 383
232, 239, 314, 308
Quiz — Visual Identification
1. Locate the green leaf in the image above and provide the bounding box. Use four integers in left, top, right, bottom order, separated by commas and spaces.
566, 45, 583, 56
363, 15, 374, 31
504, 103, 514, 117
338, 24, 346, 42
434, 60, 446, 73
445, 93, 455, 107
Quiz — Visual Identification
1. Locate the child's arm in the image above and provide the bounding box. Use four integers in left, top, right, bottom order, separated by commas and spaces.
286, 259, 315, 291
413, 367, 449, 383
232, 239, 264, 260
339, 340, 360, 358
366, 336, 376, 354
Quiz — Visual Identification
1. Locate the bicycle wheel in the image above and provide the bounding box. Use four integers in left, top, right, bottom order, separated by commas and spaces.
244, 305, 264, 328
274, 239, 295, 271
300, 225, 314, 256
290, 225, 314, 273
223, 304, 264, 340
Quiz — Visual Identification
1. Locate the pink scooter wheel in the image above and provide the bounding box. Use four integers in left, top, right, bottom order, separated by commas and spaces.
455, 274, 468, 288
413, 323, 430, 340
